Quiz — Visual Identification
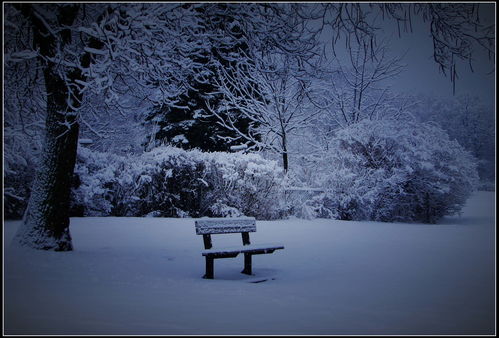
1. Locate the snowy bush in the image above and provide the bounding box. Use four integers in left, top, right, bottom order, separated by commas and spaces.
3, 121, 43, 219
4, 167, 34, 219
4, 145, 42, 219
73, 146, 287, 219
311, 118, 479, 223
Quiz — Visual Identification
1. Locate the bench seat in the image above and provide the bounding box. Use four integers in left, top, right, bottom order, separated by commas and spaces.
202, 243, 285, 257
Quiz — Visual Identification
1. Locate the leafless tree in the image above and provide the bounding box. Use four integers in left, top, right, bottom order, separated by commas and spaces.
324, 37, 406, 128
209, 51, 322, 172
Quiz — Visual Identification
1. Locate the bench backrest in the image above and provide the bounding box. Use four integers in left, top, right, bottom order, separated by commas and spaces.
195, 217, 256, 235
195, 217, 256, 250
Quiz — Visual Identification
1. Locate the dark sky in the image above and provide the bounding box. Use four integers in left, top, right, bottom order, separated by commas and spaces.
322, 3, 495, 108
384, 3, 495, 108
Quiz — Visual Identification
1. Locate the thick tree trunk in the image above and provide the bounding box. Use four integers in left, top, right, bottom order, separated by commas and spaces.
15, 66, 80, 250
13, 4, 81, 251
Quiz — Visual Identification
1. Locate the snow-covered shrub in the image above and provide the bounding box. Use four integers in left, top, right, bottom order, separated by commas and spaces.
4, 141, 42, 219
312, 118, 479, 223
73, 146, 287, 219
204, 151, 286, 219
72, 148, 130, 216
3, 122, 43, 219
4, 166, 35, 219
127, 147, 210, 218
281, 188, 324, 220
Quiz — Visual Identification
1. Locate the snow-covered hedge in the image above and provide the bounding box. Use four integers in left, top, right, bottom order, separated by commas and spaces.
310, 118, 479, 223
73, 146, 287, 220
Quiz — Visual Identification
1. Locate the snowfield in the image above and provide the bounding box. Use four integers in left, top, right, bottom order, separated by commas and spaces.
4, 191, 495, 335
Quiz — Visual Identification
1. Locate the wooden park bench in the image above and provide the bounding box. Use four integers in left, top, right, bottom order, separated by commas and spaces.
195, 217, 284, 279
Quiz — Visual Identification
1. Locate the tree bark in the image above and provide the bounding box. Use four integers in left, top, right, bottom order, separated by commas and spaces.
282, 151, 289, 173
13, 4, 81, 251
282, 131, 289, 172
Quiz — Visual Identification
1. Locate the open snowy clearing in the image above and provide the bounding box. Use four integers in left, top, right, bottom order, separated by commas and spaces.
3, 191, 496, 335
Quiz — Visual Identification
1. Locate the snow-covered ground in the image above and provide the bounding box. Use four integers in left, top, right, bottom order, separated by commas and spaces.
3, 191, 496, 335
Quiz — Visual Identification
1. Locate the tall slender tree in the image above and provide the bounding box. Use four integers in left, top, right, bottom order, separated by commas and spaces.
205, 4, 323, 171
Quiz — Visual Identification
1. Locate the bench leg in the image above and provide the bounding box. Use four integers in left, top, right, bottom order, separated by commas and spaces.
203, 257, 214, 279
241, 253, 252, 275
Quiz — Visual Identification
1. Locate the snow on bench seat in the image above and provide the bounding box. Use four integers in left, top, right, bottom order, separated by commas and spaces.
202, 243, 285, 256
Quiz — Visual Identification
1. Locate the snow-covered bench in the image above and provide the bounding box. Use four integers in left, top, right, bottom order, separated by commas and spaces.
195, 217, 284, 279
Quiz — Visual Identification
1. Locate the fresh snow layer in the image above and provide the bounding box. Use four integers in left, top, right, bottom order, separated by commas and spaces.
3, 191, 496, 335
202, 243, 284, 255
